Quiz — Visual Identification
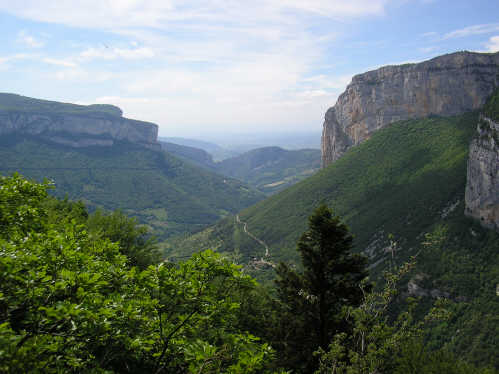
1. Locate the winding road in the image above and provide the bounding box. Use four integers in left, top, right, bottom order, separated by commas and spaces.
235, 214, 274, 267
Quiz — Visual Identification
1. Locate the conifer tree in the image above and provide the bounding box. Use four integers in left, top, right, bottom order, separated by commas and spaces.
274, 204, 370, 373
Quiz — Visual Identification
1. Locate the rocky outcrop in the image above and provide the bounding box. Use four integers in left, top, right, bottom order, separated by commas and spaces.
465, 115, 499, 231
0, 94, 159, 149
322, 51, 499, 167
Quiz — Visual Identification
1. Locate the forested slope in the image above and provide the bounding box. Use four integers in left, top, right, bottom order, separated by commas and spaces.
0, 135, 263, 239
173, 109, 499, 367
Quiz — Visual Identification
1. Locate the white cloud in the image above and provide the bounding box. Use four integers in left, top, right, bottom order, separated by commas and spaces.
274, 0, 388, 17
0, 1, 391, 31
17, 30, 44, 48
51, 67, 114, 83
0, 0, 393, 135
443, 23, 499, 40
420, 31, 437, 38
0, 53, 34, 64
79, 54, 347, 135
79, 46, 155, 61
0, 53, 35, 71
42, 58, 77, 67
95, 96, 152, 105
419, 46, 438, 53
302, 75, 352, 90
485, 35, 499, 52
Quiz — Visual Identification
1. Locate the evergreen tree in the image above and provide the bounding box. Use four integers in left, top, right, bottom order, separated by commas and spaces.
274, 204, 370, 373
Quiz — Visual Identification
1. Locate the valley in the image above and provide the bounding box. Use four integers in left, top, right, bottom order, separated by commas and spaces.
1, 49, 498, 373
161, 140, 321, 195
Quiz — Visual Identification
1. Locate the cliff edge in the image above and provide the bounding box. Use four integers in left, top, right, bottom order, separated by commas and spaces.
321, 51, 499, 167
0, 93, 159, 149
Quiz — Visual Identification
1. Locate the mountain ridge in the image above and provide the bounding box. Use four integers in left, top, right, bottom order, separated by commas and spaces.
321, 50, 499, 166
0, 92, 159, 149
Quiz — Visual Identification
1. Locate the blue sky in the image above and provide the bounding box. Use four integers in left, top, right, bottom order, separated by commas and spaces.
0, 0, 498, 137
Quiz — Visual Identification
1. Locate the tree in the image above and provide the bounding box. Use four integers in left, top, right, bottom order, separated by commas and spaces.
316, 259, 421, 374
315, 257, 496, 374
274, 204, 370, 373
0, 174, 276, 373
86, 209, 159, 269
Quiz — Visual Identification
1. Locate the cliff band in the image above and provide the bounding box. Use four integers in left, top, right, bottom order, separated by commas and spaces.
321, 51, 499, 167
0, 93, 159, 149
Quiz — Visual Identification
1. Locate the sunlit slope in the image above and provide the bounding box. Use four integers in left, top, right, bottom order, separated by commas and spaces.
215, 146, 320, 195
0, 135, 264, 239
176, 112, 478, 264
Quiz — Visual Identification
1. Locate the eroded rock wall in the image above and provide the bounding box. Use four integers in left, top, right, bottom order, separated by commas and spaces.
322, 51, 499, 167
465, 115, 499, 231
0, 108, 158, 148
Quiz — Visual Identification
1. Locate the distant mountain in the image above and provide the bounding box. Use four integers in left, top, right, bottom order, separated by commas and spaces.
158, 141, 321, 195
216, 146, 320, 194
0, 94, 264, 240
203, 131, 321, 151
159, 141, 216, 169
159, 137, 239, 161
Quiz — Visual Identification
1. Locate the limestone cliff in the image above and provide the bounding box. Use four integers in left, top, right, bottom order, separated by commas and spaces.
0, 93, 159, 149
321, 51, 499, 167
465, 115, 499, 231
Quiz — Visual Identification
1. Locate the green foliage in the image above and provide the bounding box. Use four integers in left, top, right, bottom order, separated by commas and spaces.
393, 340, 497, 374
415, 221, 499, 368
274, 205, 370, 373
87, 210, 159, 269
215, 146, 321, 195
316, 260, 420, 374
483, 88, 499, 121
159, 143, 321, 195
160, 141, 216, 169
176, 111, 499, 366
0, 136, 263, 240
0, 175, 276, 373
177, 112, 478, 267
0, 172, 51, 236
316, 259, 496, 374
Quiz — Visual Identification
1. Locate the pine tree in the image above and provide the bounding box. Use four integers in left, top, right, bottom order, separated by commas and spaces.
274, 204, 370, 373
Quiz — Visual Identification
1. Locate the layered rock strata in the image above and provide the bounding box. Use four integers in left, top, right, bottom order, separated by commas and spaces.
465, 115, 499, 231
0, 94, 159, 149
322, 51, 499, 167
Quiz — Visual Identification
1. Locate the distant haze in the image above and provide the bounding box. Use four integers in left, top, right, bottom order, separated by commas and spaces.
199, 131, 321, 150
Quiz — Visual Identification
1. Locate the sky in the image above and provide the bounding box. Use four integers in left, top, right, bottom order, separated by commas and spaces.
0, 0, 498, 138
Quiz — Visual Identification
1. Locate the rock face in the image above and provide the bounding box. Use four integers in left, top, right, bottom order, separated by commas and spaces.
321, 51, 499, 167
0, 93, 159, 149
465, 115, 499, 231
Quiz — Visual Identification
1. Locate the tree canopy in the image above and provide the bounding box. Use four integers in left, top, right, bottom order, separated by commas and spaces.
274, 204, 370, 373
0, 174, 276, 373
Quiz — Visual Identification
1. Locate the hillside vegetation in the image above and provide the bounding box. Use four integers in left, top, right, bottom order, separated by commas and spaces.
1, 174, 495, 373
160, 142, 321, 195
0, 174, 275, 373
174, 107, 499, 367
159, 136, 239, 161
0, 135, 263, 239
160, 140, 217, 170
216, 146, 320, 195
176, 112, 479, 263
483, 88, 499, 121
